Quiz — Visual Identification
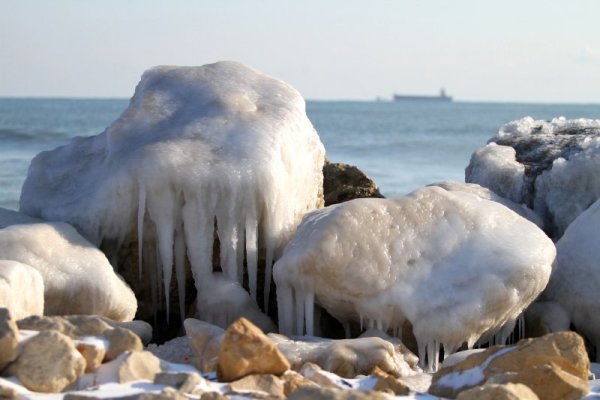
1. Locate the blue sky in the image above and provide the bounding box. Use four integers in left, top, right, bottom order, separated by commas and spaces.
1, 0, 599, 102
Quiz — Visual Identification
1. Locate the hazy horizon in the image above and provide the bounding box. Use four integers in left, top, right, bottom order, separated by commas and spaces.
2, 1, 600, 103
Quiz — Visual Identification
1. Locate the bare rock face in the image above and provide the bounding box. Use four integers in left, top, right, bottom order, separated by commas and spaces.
184, 318, 224, 372
0, 308, 19, 370
323, 162, 383, 206
456, 383, 539, 400
217, 317, 290, 382
9, 330, 86, 393
429, 332, 589, 399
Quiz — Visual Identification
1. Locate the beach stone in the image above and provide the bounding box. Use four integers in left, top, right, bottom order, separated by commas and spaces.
104, 327, 143, 361
64, 315, 112, 336
76, 340, 106, 372
154, 371, 204, 393
287, 386, 390, 400
17, 315, 79, 337
198, 392, 227, 400
456, 382, 539, 400
429, 332, 589, 398
184, 318, 224, 372
9, 330, 86, 392
113, 320, 153, 345
0, 260, 45, 319
227, 374, 285, 398
217, 317, 290, 382
323, 162, 383, 206
371, 366, 410, 395
0, 308, 19, 371
281, 370, 319, 396
117, 350, 163, 383
299, 363, 343, 389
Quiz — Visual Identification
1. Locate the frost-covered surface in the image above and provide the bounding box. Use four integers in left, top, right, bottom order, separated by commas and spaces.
466, 116, 600, 238
274, 186, 555, 371
0, 209, 137, 321
544, 198, 600, 360
0, 260, 44, 319
429, 181, 543, 228
146, 335, 195, 364
19, 61, 325, 326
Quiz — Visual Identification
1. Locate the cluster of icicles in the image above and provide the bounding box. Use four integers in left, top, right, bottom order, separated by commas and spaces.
276, 284, 526, 372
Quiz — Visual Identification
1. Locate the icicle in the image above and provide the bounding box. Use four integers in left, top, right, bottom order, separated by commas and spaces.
277, 282, 294, 336
343, 322, 351, 339
155, 240, 165, 315
245, 216, 258, 300
417, 342, 426, 371
236, 219, 244, 283
359, 313, 364, 331
376, 319, 383, 331
295, 288, 306, 335
137, 184, 146, 280
305, 290, 314, 336
174, 225, 186, 322
182, 196, 214, 292
518, 313, 525, 340
263, 245, 274, 313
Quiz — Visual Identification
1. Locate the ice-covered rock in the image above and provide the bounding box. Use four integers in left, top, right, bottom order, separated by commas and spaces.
20, 61, 325, 327
466, 116, 600, 238
544, 198, 600, 359
274, 186, 555, 371
0, 260, 45, 319
0, 210, 137, 321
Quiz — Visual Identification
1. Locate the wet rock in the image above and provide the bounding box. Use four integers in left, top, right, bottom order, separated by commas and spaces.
217, 317, 290, 382
323, 162, 383, 206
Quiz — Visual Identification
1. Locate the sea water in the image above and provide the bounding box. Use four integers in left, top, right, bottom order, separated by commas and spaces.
0, 98, 598, 210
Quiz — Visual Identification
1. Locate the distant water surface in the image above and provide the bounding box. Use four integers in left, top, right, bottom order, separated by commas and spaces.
0, 98, 598, 210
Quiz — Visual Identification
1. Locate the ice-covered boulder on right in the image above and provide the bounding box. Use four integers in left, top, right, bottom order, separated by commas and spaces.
274, 186, 556, 372
466, 116, 600, 238
544, 198, 600, 360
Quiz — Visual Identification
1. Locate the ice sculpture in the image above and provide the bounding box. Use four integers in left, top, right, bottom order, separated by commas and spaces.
20, 62, 325, 327
274, 186, 555, 371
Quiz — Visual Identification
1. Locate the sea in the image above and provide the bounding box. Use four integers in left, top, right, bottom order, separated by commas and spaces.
0, 98, 598, 210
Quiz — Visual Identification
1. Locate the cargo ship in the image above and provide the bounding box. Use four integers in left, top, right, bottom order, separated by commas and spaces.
394, 88, 452, 102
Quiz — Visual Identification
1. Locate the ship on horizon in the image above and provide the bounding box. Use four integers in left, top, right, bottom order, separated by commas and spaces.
393, 88, 453, 102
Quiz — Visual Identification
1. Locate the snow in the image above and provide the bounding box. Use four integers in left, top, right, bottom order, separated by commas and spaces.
466, 116, 600, 238
0, 260, 44, 319
544, 198, 600, 360
0, 213, 137, 321
274, 186, 555, 371
19, 61, 325, 326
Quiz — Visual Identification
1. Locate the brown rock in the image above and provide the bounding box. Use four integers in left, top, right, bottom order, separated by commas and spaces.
227, 374, 285, 398
429, 332, 590, 399
0, 379, 19, 398
76, 340, 106, 372
371, 366, 410, 396
117, 351, 163, 383
456, 383, 539, 400
502, 363, 588, 400
17, 315, 78, 337
299, 363, 343, 389
154, 371, 204, 393
287, 386, 390, 400
104, 327, 143, 361
0, 308, 19, 370
112, 320, 153, 345
64, 315, 112, 336
199, 392, 228, 400
217, 317, 290, 382
184, 318, 224, 372
323, 162, 383, 206
281, 370, 319, 396
9, 330, 86, 392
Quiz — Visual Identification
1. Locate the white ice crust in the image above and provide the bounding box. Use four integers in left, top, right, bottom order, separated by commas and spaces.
19, 61, 325, 326
467, 116, 600, 238
274, 186, 555, 371
0, 260, 44, 319
0, 209, 137, 321
544, 198, 600, 360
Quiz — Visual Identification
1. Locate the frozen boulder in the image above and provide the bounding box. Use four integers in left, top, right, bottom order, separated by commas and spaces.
20, 61, 325, 327
544, 198, 600, 359
0, 260, 45, 319
466, 116, 600, 238
274, 186, 555, 371
0, 210, 137, 321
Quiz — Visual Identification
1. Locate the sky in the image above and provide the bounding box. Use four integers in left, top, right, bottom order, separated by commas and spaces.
1, 0, 599, 103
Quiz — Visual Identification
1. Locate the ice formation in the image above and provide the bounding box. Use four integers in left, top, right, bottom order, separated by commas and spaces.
466, 116, 600, 238
0, 260, 44, 319
544, 198, 600, 360
274, 186, 555, 371
0, 208, 137, 321
19, 61, 325, 326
